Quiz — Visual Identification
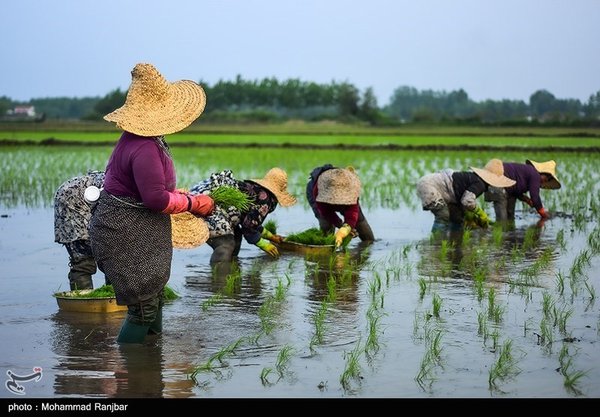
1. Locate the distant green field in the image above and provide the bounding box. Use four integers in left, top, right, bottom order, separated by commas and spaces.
1, 121, 599, 148
1, 131, 600, 148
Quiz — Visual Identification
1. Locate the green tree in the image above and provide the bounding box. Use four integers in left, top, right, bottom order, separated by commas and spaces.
90, 89, 126, 119
359, 87, 380, 125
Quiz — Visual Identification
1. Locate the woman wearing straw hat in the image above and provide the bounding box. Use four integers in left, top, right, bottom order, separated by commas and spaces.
306, 165, 375, 248
192, 168, 296, 267
89, 63, 215, 344
416, 159, 516, 232
54, 170, 105, 291
484, 159, 561, 222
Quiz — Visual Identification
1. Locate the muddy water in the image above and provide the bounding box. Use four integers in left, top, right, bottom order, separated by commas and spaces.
1, 200, 599, 398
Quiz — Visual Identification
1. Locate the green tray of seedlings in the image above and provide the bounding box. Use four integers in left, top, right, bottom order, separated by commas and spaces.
53, 285, 179, 313
275, 227, 344, 256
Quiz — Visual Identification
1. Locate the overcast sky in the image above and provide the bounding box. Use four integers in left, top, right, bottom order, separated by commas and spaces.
2, 0, 598, 106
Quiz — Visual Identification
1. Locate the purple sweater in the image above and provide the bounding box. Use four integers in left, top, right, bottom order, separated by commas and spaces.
102, 132, 176, 211
503, 162, 543, 210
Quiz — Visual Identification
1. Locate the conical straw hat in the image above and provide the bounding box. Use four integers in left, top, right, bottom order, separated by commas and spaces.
171, 212, 209, 249
315, 167, 361, 205
104, 63, 206, 136
248, 167, 296, 207
526, 159, 561, 189
470, 159, 516, 188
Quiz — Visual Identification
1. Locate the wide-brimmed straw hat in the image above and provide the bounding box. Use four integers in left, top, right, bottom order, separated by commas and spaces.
526, 159, 561, 189
104, 63, 206, 136
470, 159, 516, 188
315, 167, 361, 205
171, 212, 209, 249
248, 167, 296, 207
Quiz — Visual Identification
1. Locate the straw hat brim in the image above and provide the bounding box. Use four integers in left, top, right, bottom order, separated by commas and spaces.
248, 180, 297, 207
470, 167, 516, 188
171, 212, 209, 249
526, 160, 562, 190
315, 190, 359, 205
104, 81, 206, 137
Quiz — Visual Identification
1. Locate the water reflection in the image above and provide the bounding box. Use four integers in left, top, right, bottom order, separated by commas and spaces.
417, 221, 557, 287
304, 242, 372, 307
50, 311, 165, 398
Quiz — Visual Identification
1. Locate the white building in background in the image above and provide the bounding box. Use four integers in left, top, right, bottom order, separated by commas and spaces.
8, 105, 36, 117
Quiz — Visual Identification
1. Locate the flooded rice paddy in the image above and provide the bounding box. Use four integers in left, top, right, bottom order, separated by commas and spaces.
0, 146, 599, 398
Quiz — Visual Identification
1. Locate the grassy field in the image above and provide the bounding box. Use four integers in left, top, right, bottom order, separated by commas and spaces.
0, 121, 600, 152
1, 121, 599, 149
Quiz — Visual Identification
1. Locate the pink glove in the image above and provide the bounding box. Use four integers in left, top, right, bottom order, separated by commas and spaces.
161, 192, 191, 214
537, 207, 550, 219
522, 196, 534, 207
189, 194, 215, 217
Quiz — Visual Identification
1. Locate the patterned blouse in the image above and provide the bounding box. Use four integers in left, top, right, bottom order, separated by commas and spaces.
190, 170, 278, 244
54, 171, 105, 243
238, 180, 278, 244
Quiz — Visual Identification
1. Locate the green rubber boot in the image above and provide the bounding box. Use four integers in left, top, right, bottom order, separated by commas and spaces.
147, 307, 162, 335
117, 318, 150, 344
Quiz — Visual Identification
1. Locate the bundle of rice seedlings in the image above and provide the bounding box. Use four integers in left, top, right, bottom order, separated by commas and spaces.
63, 285, 179, 300
285, 228, 336, 246
263, 219, 278, 234
209, 186, 253, 211
285, 227, 353, 248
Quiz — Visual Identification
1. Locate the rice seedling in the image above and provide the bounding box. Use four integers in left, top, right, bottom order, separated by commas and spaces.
415, 327, 444, 389
210, 337, 244, 364
462, 228, 472, 246
365, 304, 384, 356
223, 268, 242, 296
340, 341, 363, 391
310, 299, 329, 350
263, 219, 277, 234
522, 227, 538, 252
555, 272, 566, 297
275, 345, 294, 377
556, 307, 573, 336
432, 293, 442, 318
477, 311, 487, 337
209, 185, 253, 211
201, 293, 224, 312
489, 304, 505, 324
488, 339, 520, 391
539, 317, 554, 347
559, 353, 588, 396
492, 224, 503, 247
274, 277, 288, 302
556, 229, 567, 251
258, 296, 277, 335
490, 328, 500, 351
418, 278, 427, 300
542, 293, 554, 320
60, 284, 179, 300
326, 276, 337, 302
439, 239, 451, 261
473, 267, 486, 302
487, 288, 496, 316
260, 367, 274, 386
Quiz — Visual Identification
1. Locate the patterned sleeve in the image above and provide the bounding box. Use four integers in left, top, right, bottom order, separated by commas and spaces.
240, 184, 277, 244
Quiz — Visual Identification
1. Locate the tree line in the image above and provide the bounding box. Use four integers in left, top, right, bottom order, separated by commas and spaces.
1, 75, 599, 126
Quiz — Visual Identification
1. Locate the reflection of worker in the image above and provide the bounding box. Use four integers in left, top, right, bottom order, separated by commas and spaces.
416, 159, 516, 232
89, 63, 214, 344
54, 171, 105, 290
306, 165, 374, 249
191, 168, 296, 266
485, 159, 561, 222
